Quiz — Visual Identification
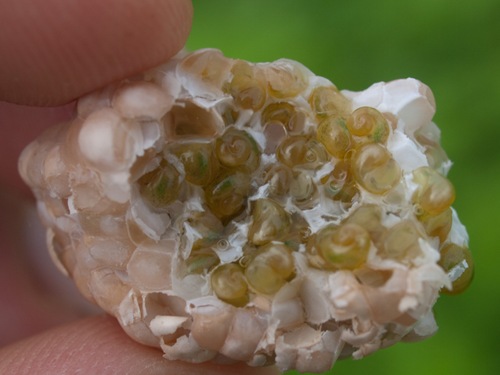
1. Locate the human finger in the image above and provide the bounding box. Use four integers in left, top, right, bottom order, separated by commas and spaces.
0, 0, 193, 106
0, 101, 74, 194
0, 315, 282, 375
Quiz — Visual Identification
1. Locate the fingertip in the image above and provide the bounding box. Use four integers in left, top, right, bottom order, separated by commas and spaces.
0, 316, 281, 375
0, 0, 193, 106
0, 101, 75, 195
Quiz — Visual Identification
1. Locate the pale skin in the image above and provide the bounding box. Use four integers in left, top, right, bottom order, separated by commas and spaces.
0, 1, 280, 373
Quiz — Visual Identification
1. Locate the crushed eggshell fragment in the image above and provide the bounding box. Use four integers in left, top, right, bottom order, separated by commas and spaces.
19, 48, 472, 373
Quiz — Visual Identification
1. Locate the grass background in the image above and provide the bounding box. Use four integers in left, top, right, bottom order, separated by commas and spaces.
186, 1, 500, 374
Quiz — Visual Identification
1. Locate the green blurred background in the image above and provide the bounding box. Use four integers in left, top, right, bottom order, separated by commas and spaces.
186, 1, 500, 374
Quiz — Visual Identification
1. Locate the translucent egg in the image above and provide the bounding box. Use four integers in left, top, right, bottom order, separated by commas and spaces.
211, 263, 248, 306
412, 166, 455, 215
315, 223, 370, 270
244, 243, 295, 294
308, 86, 351, 119
439, 243, 474, 294
215, 128, 261, 172
316, 117, 351, 159
352, 143, 401, 194
138, 161, 181, 207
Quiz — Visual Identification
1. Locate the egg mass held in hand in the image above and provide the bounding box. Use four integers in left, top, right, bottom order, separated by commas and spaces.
19, 48, 473, 373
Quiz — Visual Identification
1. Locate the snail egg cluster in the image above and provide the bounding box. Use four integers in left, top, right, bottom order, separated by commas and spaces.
19, 49, 472, 373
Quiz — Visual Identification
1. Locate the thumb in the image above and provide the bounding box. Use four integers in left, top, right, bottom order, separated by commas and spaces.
0, 315, 282, 375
